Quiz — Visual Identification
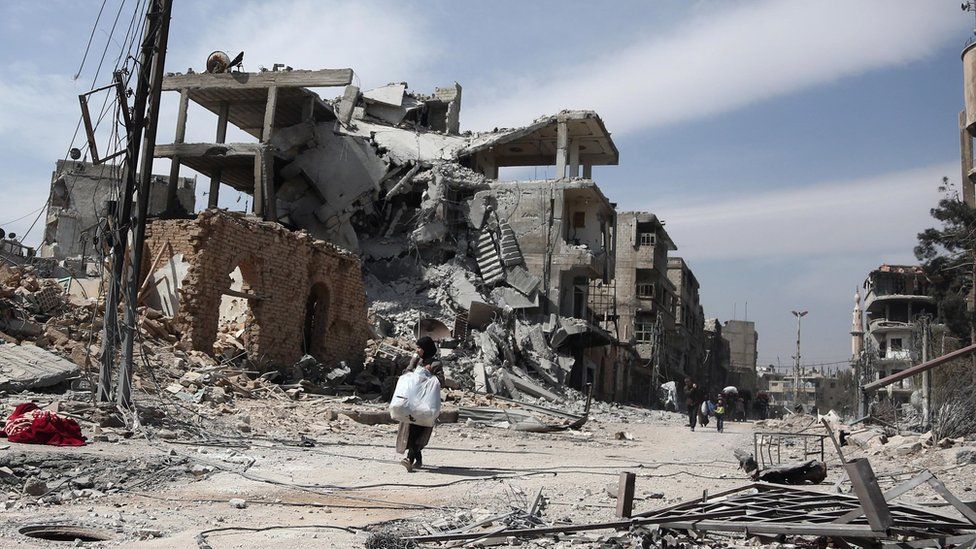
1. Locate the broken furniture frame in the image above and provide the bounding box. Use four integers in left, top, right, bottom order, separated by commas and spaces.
752, 431, 826, 470
78, 72, 132, 165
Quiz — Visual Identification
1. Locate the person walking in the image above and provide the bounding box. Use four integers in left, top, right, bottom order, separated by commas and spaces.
684, 378, 702, 431
396, 336, 444, 472
715, 396, 726, 432
701, 395, 716, 427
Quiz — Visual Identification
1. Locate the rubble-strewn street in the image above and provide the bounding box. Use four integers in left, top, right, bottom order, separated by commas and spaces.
1, 392, 975, 547
7, 1, 976, 547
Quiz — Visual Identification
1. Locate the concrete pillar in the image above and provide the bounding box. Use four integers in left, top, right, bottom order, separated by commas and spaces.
582, 164, 592, 179
569, 139, 580, 178
262, 85, 279, 142
207, 101, 229, 209
259, 86, 279, 220
253, 150, 264, 218
961, 110, 975, 208
555, 118, 568, 179
165, 88, 189, 215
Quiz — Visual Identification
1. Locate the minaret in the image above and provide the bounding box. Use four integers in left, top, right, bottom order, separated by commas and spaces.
851, 289, 864, 358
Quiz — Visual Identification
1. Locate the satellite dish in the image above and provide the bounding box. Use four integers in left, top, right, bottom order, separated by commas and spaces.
206, 51, 231, 74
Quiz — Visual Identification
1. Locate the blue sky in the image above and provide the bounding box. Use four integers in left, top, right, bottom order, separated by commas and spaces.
0, 0, 971, 367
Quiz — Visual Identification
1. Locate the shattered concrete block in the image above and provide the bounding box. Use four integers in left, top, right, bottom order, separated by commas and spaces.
410, 221, 447, 245
447, 272, 482, 311
0, 344, 80, 392
491, 287, 538, 310
336, 85, 360, 125
506, 265, 541, 297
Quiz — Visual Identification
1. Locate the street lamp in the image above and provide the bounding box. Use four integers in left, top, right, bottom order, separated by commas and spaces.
791, 310, 808, 409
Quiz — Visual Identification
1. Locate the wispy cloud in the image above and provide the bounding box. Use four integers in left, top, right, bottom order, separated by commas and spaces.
652, 162, 954, 261
168, 0, 441, 93
463, 0, 966, 132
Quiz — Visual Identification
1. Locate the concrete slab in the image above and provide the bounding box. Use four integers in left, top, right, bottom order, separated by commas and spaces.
506, 265, 541, 297
0, 344, 80, 392
447, 272, 481, 311
491, 287, 538, 309
362, 83, 406, 107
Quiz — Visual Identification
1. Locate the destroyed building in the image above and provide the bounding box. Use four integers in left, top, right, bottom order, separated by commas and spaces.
702, 318, 731, 394
40, 160, 196, 266
666, 257, 705, 384
143, 210, 368, 366
18, 62, 726, 406
723, 319, 759, 394
858, 264, 940, 403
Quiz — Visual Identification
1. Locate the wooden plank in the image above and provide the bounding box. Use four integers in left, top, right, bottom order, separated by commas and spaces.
162, 68, 353, 91
137, 242, 172, 304
821, 417, 847, 464
846, 458, 894, 532
221, 288, 265, 301
927, 477, 976, 526
616, 472, 636, 518
528, 488, 544, 517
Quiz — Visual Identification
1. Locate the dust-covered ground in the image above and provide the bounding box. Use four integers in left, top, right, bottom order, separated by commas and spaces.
1, 397, 974, 548
0, 395, 757, 548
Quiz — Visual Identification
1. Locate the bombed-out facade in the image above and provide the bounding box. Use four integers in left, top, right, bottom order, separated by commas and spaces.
33, 63, 739, 407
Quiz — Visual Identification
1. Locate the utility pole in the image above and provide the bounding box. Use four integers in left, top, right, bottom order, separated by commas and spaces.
119, 0, 173, 408
791, 310, 808, 409
920, 316, 932, 429
97, 1, 170, 402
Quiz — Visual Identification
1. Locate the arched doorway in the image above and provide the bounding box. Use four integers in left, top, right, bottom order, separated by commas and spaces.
304, 282, 331, 359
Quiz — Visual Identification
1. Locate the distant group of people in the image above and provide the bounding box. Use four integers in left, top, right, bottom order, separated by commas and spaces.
683, 377, 752, 433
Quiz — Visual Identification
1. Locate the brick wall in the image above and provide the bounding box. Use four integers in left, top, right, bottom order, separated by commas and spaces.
144, 210, 368, 367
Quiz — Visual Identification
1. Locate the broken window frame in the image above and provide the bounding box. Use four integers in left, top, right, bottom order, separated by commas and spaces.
636, 282, 655, 299
635, 322, 654, 343
638, 232, 656, 247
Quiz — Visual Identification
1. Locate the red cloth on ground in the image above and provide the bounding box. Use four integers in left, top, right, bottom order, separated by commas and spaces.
0, 403, 86, 446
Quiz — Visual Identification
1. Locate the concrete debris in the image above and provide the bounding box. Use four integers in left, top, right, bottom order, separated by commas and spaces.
0, 343, 80, 392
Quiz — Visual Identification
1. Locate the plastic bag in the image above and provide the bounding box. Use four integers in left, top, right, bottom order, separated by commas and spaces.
389, 367, 442, 427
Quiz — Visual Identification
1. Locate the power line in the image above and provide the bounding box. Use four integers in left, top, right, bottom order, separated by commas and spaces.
73, 0, 110, 80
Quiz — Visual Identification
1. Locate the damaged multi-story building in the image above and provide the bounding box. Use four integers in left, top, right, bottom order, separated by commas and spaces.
722, 319, 759, 395
666, 257, 706, 384
40, 160, 196, 270
34, 60, 730, 407
855, 264, 940, 403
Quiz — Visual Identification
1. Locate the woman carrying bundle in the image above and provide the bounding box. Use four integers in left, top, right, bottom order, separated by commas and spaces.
396, 336, 444, 472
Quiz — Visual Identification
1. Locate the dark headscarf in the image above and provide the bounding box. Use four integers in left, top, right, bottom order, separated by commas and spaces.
416, 336, 437, 365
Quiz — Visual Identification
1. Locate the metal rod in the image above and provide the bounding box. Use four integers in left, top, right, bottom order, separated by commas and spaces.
862, 343, 976, 393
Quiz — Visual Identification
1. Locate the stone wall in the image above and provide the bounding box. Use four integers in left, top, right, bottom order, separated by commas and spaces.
145, 210, 368, 367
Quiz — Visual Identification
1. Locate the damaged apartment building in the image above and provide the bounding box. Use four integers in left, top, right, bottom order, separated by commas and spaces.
37, 62, 724, 406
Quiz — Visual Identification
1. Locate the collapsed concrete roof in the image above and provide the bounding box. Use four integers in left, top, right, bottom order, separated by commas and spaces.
461, 110, 619, 167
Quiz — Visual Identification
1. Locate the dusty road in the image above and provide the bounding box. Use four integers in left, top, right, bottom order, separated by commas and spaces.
0, 403, 757, 547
